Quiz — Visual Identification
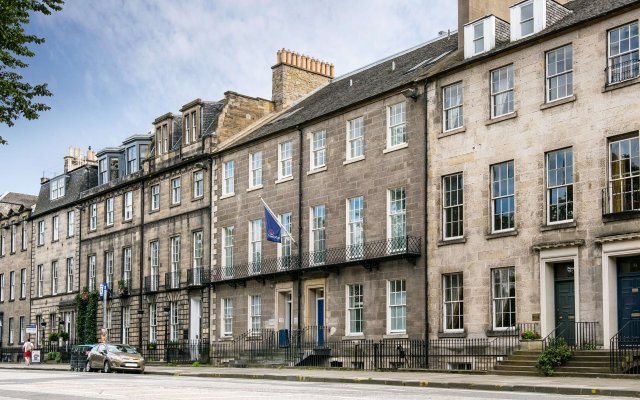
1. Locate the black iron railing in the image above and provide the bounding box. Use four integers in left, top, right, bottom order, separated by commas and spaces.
602, 184, 640, 217
165, 271, 181, 290
187, 267, 211, 287
141, 340, 210, 364
607, 58, 640, 85
611, 320, 640, 374
144, 274, 160, 293
212, 236, 421, 282
542, 321, 599, 350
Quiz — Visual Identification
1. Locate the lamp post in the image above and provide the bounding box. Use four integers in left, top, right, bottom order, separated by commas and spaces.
136, 309, 144, 350
163, 306, 170, 362
40, 321, 46, 347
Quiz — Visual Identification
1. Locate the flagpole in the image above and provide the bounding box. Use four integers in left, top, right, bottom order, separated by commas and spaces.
260, 196, 297, 246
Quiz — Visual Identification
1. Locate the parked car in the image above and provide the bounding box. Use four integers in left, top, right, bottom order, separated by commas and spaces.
86, 343, 145, 373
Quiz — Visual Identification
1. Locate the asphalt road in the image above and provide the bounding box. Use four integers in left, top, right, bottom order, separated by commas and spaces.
0, 369, 633, 400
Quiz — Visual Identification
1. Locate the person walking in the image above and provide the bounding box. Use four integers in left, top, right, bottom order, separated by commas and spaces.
22, 338, 34, 366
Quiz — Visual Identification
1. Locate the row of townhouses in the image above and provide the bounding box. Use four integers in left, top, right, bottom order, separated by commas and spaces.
1, 0, 639, 371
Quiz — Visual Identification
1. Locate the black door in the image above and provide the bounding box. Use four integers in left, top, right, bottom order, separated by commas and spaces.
617, 256, 640, 337
554, 263, 575, 346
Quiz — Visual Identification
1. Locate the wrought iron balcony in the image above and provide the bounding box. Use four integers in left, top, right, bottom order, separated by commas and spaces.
211, 236, 421, 283
165, 271, 181, 290
601, 184, 640, 221
607, 58, 640, 85
144, 274, 161, 293
187, 267, 211, 287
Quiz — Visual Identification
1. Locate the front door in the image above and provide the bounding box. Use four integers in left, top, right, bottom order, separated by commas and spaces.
617, 256, 640, 337
316, 291, 325, 346
554, 263, 575, 346
189, 297, 201, 342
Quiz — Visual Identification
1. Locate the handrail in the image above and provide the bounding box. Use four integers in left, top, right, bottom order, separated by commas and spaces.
610, 320, 640, 373
543, 321, 599, 350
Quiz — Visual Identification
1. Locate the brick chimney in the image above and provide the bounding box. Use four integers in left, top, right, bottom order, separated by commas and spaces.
63, 146, 97, 173
458, 0, 512, 49
272, 49, 334, 111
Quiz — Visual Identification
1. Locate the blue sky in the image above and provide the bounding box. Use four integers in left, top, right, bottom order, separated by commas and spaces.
0, 0, 456, 196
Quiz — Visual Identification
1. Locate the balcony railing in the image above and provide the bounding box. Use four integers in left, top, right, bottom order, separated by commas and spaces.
601, 183, 640, 219
211, 236, 421, 283
144, 274, 160, 293
187, 267, 210, 287
165, 271, 181, 290
607, 58, 640, 85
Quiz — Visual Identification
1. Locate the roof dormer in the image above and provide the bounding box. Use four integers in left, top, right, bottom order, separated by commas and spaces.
510, 0, 570, 41
463, 15, 510, 59
152, 113, 182, 157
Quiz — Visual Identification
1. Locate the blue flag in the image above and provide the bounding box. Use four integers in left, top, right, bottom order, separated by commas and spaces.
264, 206, 281, 243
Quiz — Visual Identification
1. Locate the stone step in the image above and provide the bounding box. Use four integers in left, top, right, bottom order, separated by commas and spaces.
498, 360, 539, 367
491, 369, 541, 377
555, 366, 611, 373
494, 365, 539, 372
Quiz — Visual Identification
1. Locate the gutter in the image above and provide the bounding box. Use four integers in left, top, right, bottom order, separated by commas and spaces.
422, 80, 430, 366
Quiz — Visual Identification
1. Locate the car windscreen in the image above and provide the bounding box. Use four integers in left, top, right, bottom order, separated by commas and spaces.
107, 344, 138, 354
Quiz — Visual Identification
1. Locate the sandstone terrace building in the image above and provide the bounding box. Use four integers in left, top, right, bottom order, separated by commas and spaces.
0, 193, 36, 346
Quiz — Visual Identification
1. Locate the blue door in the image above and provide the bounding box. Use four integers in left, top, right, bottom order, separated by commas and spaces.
317, 297, 325, 346
617, 257, 640, 338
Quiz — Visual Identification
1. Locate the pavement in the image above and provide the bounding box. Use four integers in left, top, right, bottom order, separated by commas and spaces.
1, 363, 640, 398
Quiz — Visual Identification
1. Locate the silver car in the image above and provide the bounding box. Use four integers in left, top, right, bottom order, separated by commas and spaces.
86, 343, 145, 373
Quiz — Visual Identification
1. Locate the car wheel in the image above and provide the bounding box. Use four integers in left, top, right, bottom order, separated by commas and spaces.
85, 361, 92, 372
103, 361, 111, 373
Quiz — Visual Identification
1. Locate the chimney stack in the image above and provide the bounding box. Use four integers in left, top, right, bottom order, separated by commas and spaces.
458, 0, 512, 49
63, 146, 98, 173
272, 49, 334, 111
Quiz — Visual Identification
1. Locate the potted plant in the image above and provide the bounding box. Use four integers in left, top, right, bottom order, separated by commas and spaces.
48, 332, 60, 343
117, 280, 129, 296
519, 329, 542, 351
59, 331, 70, 342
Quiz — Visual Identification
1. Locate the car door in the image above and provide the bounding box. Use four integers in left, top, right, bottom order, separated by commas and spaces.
91, 344, 105, 369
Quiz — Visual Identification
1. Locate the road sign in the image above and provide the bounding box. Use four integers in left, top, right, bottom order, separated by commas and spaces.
26, 324, 37, 334
99, 283, 109, 299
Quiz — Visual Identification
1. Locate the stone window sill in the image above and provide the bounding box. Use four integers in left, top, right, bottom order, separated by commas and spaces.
307, 166, 327, 176
603, 76, 640, 93
247, 185, 263, 193
219, 193, 235, 200
343, 155, 365, 166
383, 142, 408, 154
485, 229, 518, 240
437, 331, 467, 339
603, 210, 640, 223
275, 176, 294, 185
540, 94, 576, 110
486, 329, 517, 337
341, 334, 365, 341
540, 221, 576, 232
437, 237, 467, 247
485, 111, 517, 126
383, 333, 408, 339
439, 126, 466, 138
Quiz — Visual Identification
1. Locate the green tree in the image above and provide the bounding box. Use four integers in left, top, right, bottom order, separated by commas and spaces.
0, 0, 63, 144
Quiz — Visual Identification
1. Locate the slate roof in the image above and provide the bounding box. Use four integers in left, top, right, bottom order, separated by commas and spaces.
32, 166, 98, 218
0, 192, 37, 218
423, 0, 640, 79
226, 33, 459, 149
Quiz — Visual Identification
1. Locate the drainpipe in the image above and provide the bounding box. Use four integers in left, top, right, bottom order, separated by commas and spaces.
297, 126, 303, 335
422, 80, 430, 367
208, 155, 214, 342
138, 180, 145, 349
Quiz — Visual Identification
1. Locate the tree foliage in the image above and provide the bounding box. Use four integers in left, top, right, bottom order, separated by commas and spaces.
0, 0, 63, 144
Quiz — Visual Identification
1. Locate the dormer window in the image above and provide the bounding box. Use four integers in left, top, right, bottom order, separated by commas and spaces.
50, 177, 65, 200
473, 22, 484, 54
126, 146, 137, 174
520, 1, 534, 37
99, 158, 108, 184
464, 16, 505, 59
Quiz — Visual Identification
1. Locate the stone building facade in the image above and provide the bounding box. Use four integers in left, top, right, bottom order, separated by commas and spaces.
424, 0, 640, 349
0, 193, 36, 346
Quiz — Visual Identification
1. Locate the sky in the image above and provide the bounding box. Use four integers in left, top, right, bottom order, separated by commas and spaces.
0, 0, 457, 196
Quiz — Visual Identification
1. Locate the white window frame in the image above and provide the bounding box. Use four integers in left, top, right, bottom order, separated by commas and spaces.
88, 255, 96, 291
546, 148, 574, 224
278, 142, 293, 179
19, 316, 25, 344
21, 221, 27, 250
149, 304, 157, 343
510, 0, 545, 41
0, 233, 4, 256
89, 204, 97, 230
126, 146, 137, 174
249, 219, 262, 274
66, 258, 74, 293
519, 1, 534, 37
346, 284, 364, 335
222, 298, 233, 337
123, 247, 132, 286
67, 210, 75, 237
310, 205, 326, 265
170, 236, 180, 288
51, 261, 58, 295
99, 158, 108, 184
346, 117, 364, 160
387, 102, 406, 148
490, 65, 514, 118
37, 265, 43, 297
222, 226, 234, 278
37, 221, 45, 245
52, 215, 59, 241
8, 318, 13, 345
193, 230, 203, 272
105, 198, 114, 226
10, 224, 16, 252
223, 160, 234, 196
608, 135, 640, 213
492, 267, 516, 331
443, 173, 464, 240
124, 191, 133, 221
20, 268, 26, 299
607, 22, 640, 84
50, 177, 66, 200
443, 273, 464, 332
277, 213, 292, 270
387, 279, 406, 334
473, 21, 484, 54
105, 251, 114, 291
346, 196, 364, 260
169, 302, 178, 342
443, 83, 463, 132
0, 273, 4, 302
122, 306, 130, 343
191, 110, 198, 142
311, 131, 326, 170
151, 185, 160, 210
249, 295, 261, 332
150, 241, 159, 290
249, 152, 263, 188
9, 271, 15, 301
193, 170, 204, 198
546, 45, 573, 103
184, 113, 191, 144
171, 177, 181, 205
388, 188, 406, 252
491, 161, 516, 233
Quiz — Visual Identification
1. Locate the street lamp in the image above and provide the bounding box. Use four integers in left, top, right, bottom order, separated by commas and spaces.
40, 321, 46, 346
137, 309, 144, 350
163, 306, 170, 362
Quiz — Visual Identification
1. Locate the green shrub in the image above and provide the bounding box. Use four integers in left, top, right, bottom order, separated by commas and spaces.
192, 361, 201, 367
48, 332, 59, 342
59, 331, 70, 341
520, 330, 541, 340
46, 351, 61, 363
536, 337, 572, 376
